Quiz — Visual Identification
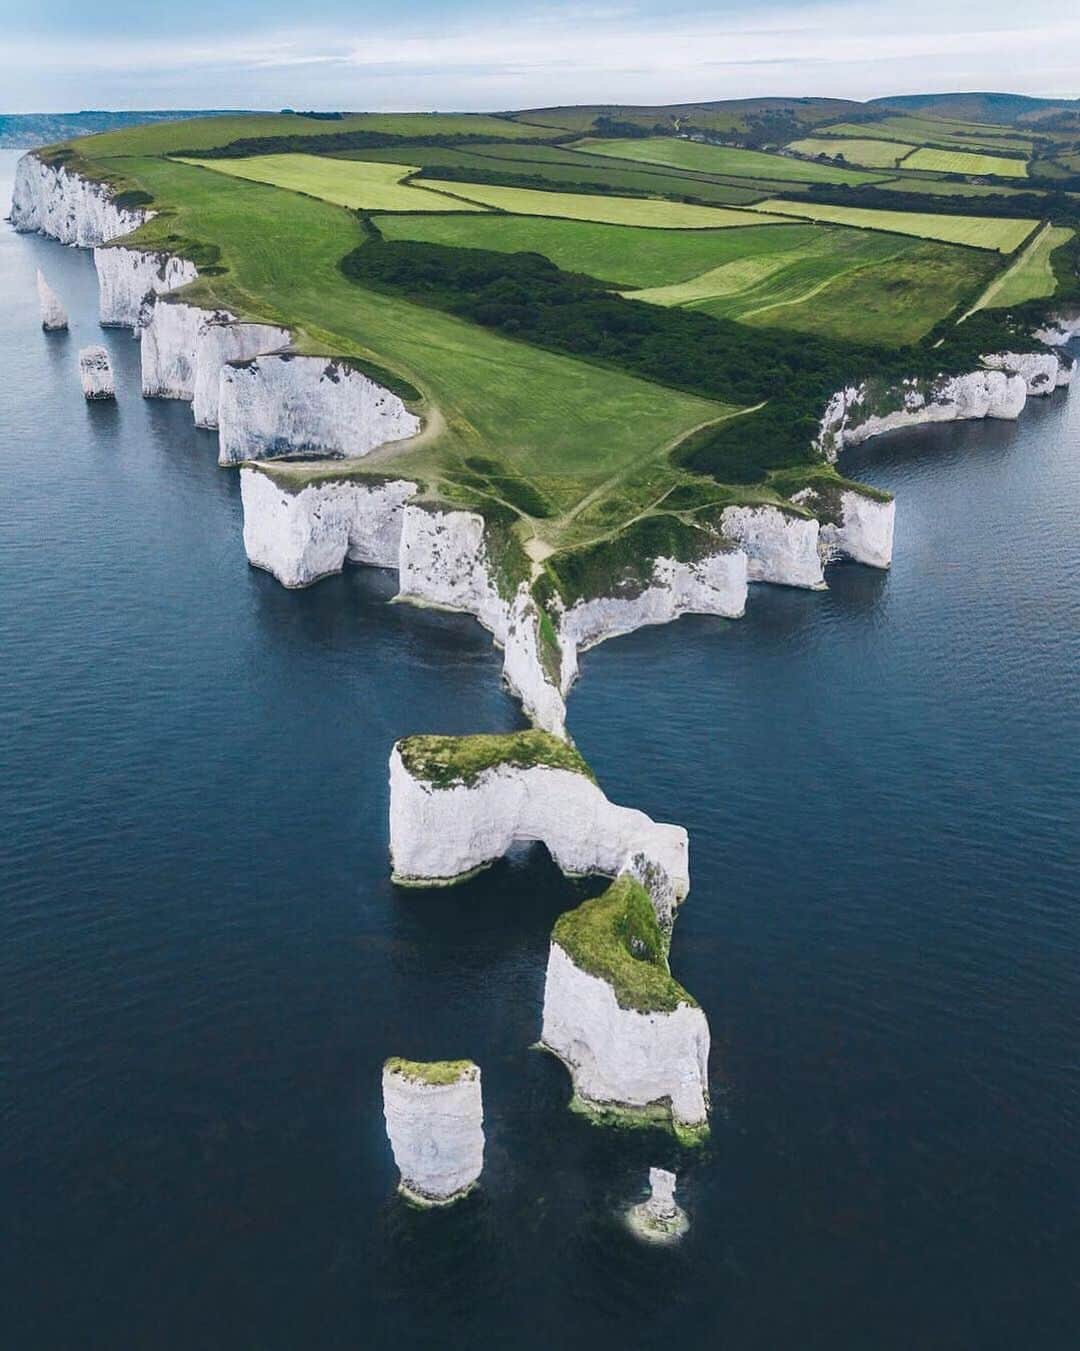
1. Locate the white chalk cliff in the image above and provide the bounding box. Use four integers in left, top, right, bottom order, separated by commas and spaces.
382, 1061, 484, 1205
36, 269, 67, 331
816, 369, 1028, 461
193, 320, 290, 429
982, 350, 1073, 394
141, 299, 234, 401
388, 745, 689, 895
540, 940, 709, 1133
556, 546, 748, 690
241, 468, 418, 587
93, 245, 198, 330
217, 354, 420, 466
720, 504, 826, 589
79, 346, 114, 400
11, 153, 149, 247
790, 486, 896, 570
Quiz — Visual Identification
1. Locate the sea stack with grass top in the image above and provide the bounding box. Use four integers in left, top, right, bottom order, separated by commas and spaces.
78, 346, 115, 401
382, 1058, 484, 1206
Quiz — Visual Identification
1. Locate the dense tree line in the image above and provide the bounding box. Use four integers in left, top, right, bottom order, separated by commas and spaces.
804, 182, 1080, 221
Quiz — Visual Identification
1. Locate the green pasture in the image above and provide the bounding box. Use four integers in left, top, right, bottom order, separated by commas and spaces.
787, 136, 914, 168
577, 136, 888, 184
902, 147, 1029, 177
177, 154, 488, 212
377, 214, 830, 288
969, 224, 1074, 311
426, 180, 785, 228
820, 115, 1034, 154
748, 199, 1039, 252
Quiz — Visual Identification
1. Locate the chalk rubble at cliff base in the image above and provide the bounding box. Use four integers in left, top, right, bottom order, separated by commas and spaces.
382, 1060, 484, 1205
36, 269, 67, 331
78, 346, 114, 400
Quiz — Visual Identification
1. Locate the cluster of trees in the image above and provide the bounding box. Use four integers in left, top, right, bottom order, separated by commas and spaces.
171, 129, 567, 159
804, 181, 1080, 220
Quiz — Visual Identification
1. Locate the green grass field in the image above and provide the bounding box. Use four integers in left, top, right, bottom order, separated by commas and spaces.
178, 154, 488, 212
819, 116, 1034, 155
377, 214, 829, 288
747, 199, 1038, 252
337, 142, 769, 205
577, 136, 888, 184
902, 147, 1029, 177
874, 177, 1034, 198
624, 230, 993, 343
969, 224, 1074, 311
421, 180, 785, 229
99, 155, 731, 536
75, 112, 554, 157
787, 136, 915, 168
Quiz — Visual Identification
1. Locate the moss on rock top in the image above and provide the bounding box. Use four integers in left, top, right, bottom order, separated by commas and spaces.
397, 729, 595, 789
383, 1057, 477, 1086
552, 876, 697, 1014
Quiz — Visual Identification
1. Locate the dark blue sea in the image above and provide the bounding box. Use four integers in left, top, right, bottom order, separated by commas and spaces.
3, 148, 1079, 1350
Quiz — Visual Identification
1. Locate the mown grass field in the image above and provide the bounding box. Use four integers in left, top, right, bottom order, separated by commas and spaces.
377, 214, 829, 288
748, 199, 1038, 252
970, 224, 1074, 310
819, 116, 1034, 155
902, 147, 1029, 177
787, 136, 914, 168
421, 181, 786, 229
624, 230, 994, 343
577, 136, 888, 184
178, 154, 488, 212
99, 155, 732, 530
875, 177, 1034, 198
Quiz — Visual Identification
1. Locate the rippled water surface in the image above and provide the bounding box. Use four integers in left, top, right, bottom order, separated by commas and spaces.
3, 148, 1079, 1349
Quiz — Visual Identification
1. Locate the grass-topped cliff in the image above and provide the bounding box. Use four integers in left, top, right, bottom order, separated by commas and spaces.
396, 731, 595, 789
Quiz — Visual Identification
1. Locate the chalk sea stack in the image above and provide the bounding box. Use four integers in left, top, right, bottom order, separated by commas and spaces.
36, 269, 67, 331
627, 1167, 689, 1243
78, 346, 115, 401
382, 1058, 484, 1206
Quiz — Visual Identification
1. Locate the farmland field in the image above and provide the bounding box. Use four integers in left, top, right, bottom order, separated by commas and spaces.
875, 177, 1034, 198
747, 199, 1038, 251
178, 155, 490, 212
624, 231, 993, 343
787, 136, 914, 168
428, 181, 787, 229
969, 224, 1075, 311
902, 147, 1029, 177
819, 116, 1034, 154
378, 214, 832, 288
577, 137, 888, 184
336, 143, 770, 205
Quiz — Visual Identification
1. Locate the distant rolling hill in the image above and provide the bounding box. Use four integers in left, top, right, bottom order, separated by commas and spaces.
870, 91, 1080, 126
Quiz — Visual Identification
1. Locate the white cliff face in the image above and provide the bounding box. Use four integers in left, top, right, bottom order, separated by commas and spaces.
791, 487, 895, 570
193, 320, 290, 428
141, 300, 233, 401
1034, 313, 1080, 347
720, 505, 825, 589
817, 370, 1028, 460
982, 350, 1071, 395
36, 269, 67, 331
240, 468, 418, 588
557, 548, 748, 689
217, 355, 420, 466
93, 245, 198, 330
540, 942, 709, 1129
389, 750, 689, 895
382, 1062, 484, 1205
396, 505, 566, 737
79, 346, 114, 400
11, 153, 150, 247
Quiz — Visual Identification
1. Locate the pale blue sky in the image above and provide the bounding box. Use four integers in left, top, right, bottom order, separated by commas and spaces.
0, 0, 1076, 112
